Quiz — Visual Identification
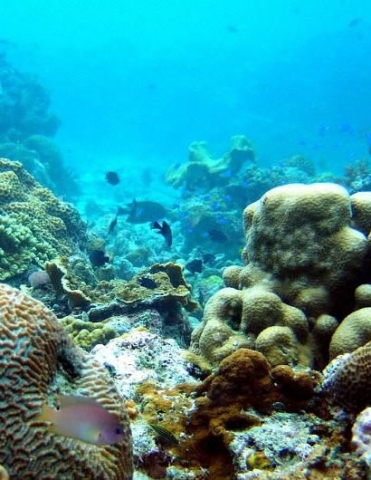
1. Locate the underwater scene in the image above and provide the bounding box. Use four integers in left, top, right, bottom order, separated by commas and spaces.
2, 0, 371, 479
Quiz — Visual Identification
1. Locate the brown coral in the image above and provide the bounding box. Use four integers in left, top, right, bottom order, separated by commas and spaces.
0, 283, 133, 479
329, 308, 371, 359
323, 341, 371, 412
191, 182, 371, 370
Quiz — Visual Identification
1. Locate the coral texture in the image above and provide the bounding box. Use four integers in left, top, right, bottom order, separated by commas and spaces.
329, 308, 371, 359
191, 183, 371, 368
0, 158, 86, 281
0, 283, 132, 479
322, 341, 371, 412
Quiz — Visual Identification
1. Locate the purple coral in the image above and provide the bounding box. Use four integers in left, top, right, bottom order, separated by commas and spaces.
352, 407, 371, 466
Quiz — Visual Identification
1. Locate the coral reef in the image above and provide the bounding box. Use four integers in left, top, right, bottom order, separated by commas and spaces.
0, 54, 78, 195
0, 158, 86, 281
322, 341, 371, 413
62, 316, 117, 350
352, 407, 371, 471
125, 346, 357, 479
92, 328, 198, 400
0, 283, 132, 479
165, 135, 255, 191
190, 183, 371, 369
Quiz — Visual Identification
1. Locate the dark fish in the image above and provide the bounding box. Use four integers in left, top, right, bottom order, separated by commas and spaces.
185, 259, 203, 274
108, 215, 118, 234
118, 199, 168, 224
105, 171, 120, 185
208, 229, 229, 243
202, 253, 216, 265
139, 277, 157, 289
89, 249, 110, 267
149, 424, 179, 446
151, 220, 172, 248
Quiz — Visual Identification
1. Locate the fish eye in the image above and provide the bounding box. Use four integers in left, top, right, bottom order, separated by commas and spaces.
115, 427, 122, 435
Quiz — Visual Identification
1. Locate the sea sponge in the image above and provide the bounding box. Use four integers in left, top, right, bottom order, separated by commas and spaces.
0, 283, 133, 479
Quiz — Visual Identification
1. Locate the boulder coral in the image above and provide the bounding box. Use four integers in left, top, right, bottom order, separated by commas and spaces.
0, 158, 86, 281
191, 183, 371, 368
0, 283, 133, 479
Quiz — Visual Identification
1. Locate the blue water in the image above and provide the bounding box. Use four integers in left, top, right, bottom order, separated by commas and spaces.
2, 0, 371, 175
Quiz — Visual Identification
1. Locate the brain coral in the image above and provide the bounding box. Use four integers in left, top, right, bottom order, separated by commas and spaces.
0, 158, 86, 281
0, 283, 133, 479
191, 183, 371, 368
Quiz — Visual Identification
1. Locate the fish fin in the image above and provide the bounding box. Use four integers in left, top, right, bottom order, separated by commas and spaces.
151, 221, 161, 230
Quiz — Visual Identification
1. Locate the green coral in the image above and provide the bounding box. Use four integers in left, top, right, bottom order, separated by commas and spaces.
61, 316, 117, 350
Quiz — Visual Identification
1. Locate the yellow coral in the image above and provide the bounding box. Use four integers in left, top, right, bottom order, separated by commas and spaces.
0, 158, 86, 281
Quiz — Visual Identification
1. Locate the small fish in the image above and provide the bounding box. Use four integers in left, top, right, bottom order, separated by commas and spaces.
202, 253, 216, 265
185, 258, 203, 274
208, 228, 229, 243
149, 423, 179, 446
139, 277, 157, 289
151, 220, 172, 248
108, 214, 118, 234
35, 395, 125, 445
89, 249, 110, 267
105, 171, 120, 185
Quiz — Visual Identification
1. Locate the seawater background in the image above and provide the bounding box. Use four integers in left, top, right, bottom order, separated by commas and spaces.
1, 0, 371, 183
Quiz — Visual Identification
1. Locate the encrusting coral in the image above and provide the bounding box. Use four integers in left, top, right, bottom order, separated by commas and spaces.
0, 158, 86, 281
323, 340, 371, 413
0, 283, 133, 479
190, 183, 371, 368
